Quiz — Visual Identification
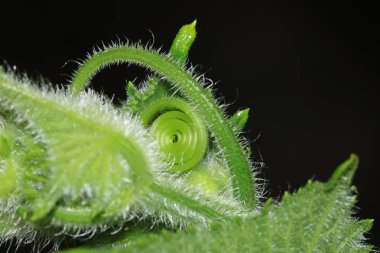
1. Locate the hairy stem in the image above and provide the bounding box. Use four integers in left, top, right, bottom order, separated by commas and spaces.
150, 183, 231, 222
69, 46, 257, 209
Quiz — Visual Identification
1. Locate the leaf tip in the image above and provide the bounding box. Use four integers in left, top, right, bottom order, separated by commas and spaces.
190, 19, 197, 29
262, 197, 273, 213
229, 107, 250, 132
326, 153, 359, 190
127, 81, 138, 95
360, 218, 374, 231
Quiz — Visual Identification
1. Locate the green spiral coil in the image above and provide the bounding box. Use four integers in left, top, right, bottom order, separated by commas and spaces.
140, 97, 208, 172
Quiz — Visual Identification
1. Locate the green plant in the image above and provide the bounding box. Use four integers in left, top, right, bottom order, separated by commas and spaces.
0, 21, 374, 252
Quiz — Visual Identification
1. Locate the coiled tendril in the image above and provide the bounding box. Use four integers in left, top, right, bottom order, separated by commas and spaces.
68, 22, 257, 208
140, 98, 208, 172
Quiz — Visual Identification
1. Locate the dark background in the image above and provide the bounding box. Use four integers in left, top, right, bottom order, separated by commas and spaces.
0, 0, 379, 251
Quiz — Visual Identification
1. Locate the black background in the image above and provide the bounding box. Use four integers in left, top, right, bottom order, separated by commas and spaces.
0, 0, 379, 251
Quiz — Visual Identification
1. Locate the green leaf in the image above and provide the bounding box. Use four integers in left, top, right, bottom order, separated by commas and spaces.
0, 71, 158, 224
228, 108, 250, 133
60, 155, 373, 253
0, 121, 18, 197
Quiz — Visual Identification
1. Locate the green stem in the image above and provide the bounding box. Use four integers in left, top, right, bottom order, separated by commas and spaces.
150, 183, 230, 222
52, 181, 231, 226
69, 46, 257, 209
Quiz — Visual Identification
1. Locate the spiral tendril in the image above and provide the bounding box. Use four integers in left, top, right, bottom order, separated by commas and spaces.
141, 98, 208, 172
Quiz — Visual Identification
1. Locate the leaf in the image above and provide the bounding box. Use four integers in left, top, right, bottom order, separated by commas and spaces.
228, 108, 250, 133
0, 121, 18, 197
0, 70, 159, 224
60, 155, 373, 253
